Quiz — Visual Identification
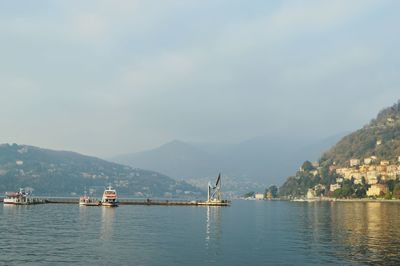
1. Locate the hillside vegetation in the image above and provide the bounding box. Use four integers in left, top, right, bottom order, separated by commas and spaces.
280, 101, 400, 198
0, 143, 203, 197
320, 101, 400, 167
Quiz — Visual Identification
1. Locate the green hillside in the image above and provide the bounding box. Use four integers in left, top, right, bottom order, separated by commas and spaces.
280, 101, 400, 198
0, 143, 203, 197
320, 101, 400, 167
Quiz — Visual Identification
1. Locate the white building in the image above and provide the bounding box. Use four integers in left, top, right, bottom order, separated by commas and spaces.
330, 183, 341, 192
367, 184, 388, 197
306, 188, 316, 199
255, 193, 264, 200
350, 159, 360, 167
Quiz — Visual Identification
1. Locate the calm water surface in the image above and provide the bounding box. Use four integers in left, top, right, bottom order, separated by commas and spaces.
1, 200, 400, 266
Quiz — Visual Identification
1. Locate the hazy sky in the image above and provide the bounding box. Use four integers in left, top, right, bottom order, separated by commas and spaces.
1, 0, 399, 157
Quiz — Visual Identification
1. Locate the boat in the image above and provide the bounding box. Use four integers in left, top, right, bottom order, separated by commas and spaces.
3, 188, 44, 205
79, 191, 101, 206
101, 185, 119, 207
198, 173, 230, 206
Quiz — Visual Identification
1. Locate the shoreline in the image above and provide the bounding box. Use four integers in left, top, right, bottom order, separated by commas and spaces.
291, 197, 400, 203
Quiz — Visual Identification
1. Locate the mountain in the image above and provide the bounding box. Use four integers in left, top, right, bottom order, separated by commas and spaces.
279, 100, 400, 198
319, 101, 400, 167
112, 140, 218, 179
111, 134, 344, 185
0, 143, 203, 197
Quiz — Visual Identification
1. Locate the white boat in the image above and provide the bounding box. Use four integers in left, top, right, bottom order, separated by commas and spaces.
101, 185, 118, 207
79, 191, 101, 206
3, 188, 43, 205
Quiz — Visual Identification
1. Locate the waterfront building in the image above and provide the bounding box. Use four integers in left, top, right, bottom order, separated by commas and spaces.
255, 193, 264, 200
366, 184, 388, 197
330, 183, 341, 192
306, 188, 316, 199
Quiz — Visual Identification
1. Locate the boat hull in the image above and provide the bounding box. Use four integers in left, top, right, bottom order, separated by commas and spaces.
101, 202, 119, 207
79, 202, 101, 206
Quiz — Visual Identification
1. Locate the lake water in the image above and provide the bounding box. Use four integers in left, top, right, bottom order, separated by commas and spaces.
1, 200, 400, 266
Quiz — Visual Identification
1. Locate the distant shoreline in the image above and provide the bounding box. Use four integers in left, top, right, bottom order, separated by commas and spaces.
320, 198, 400, 203
290, 197, 400, 203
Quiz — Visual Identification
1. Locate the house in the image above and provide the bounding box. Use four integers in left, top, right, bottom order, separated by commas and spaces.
350, 159, 360, 167
306, 188, 316, 199
330, 183, 341, 192
380, 160, 390, 166
366, 184, 388, 197
314, 184, 326, 193
255, 193, 265, 200
367, 175, 378, 185
364, 158, 372, 165
311, 161, 320, 168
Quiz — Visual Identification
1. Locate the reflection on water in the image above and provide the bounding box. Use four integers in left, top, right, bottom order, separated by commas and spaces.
204, 206, 222, 264
295, 201, 400, 265
329, 202, 400, 265
1, 201, 400, 265
100, 207, 116, 241
205, 206, 222, 242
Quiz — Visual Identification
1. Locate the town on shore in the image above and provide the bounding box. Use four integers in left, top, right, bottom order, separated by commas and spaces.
248, 155, 400, 201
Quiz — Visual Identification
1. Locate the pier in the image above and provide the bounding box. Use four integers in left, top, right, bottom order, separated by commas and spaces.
41, 197, 230, 206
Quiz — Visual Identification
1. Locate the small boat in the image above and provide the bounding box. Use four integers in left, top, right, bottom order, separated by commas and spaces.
101, 185, 119, 207
3, 188, 44, 205
79, 191, 101, 206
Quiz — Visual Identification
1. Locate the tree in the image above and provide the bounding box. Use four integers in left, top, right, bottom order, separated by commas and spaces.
301, 161, 315, 172
267, 185, 278, 198
393, 184, 400, 199
243, 191, 255, 198
355, 186, 366, 198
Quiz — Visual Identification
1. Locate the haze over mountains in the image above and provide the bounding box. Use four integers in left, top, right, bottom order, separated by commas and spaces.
112, 133, 345, 186
0, 143, 202, 197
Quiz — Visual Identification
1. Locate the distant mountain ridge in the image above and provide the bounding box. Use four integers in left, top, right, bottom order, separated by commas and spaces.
0, 143, 203, 197
111, 133, 345, 185
113, 140, 217, 179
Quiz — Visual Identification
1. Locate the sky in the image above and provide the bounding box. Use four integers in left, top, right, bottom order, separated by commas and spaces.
0, 0, 399, 158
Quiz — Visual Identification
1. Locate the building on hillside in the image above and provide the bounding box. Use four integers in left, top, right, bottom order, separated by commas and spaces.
354, 178, 363, 185
330, 183, 341, 192
366, 184, 388, 197
311, 170, 319, 176
364, 157, 372, 165
255, 193, 265, 200
311, 161, 320, 168
329, 165, 337, 173
314, 184, 326, 194
380, 160, 390, 166
367, 175, 378, 185
306, 188, 316, 199
387, 165, 398, 173
350, 159, 360, 167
